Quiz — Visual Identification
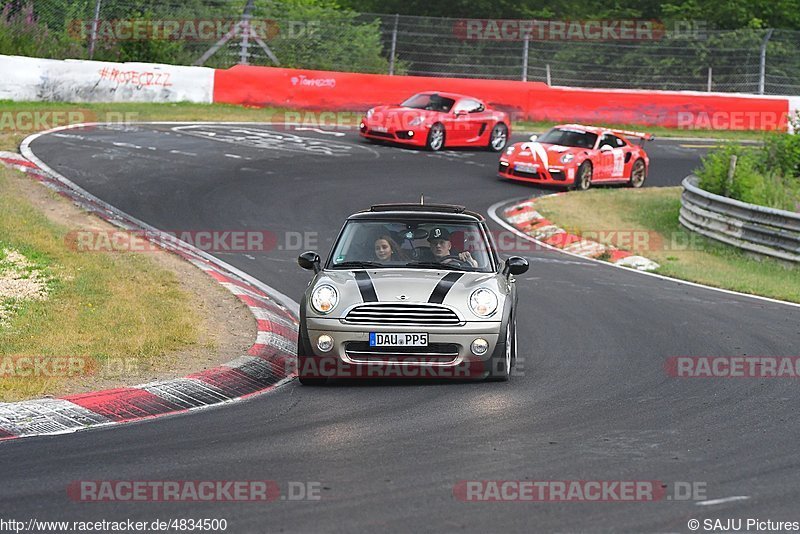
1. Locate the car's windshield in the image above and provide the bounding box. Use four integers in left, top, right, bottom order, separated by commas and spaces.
538, 128, 598, 149
327, 220, 494, 272
400, 93, 456, 113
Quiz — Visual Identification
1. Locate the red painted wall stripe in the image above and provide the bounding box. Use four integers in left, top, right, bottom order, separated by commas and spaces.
213, 66, 791, 131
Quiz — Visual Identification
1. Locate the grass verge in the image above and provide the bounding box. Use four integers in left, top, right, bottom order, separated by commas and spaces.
0, 164, 201, 401
533, 188, 799, 303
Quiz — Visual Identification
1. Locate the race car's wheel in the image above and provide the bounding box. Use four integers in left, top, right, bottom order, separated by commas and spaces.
297, 329, 327, 386
426, 123, 445, 151
487, 316, 514, 382
488, 123, 508, 151
574, 161, 592, 191
629, 158, 647, 188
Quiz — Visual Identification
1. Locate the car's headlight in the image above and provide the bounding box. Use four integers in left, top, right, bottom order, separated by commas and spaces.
311, 284, 339, 314
560, 153, 574, 163
469, 288, 498, 317
366, 108, 374, 118
505, 145, 516, 155
408, 116, 424, 127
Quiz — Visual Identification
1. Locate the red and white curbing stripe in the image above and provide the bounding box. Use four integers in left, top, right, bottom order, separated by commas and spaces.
502, 194, 660, 271
0, 149, 298, 441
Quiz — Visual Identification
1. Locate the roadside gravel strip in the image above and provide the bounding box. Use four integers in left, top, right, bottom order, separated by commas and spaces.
0, 141, 299, 441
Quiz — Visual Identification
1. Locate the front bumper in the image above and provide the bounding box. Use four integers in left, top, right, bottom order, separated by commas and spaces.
359, 121, 427, 147
498, 159, 574, 185
301, 318, 502, 379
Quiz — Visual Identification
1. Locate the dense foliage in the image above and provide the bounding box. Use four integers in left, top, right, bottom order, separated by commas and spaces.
0, 0, 394, 72
696, 129, 800, 211
339, 0, 800, 30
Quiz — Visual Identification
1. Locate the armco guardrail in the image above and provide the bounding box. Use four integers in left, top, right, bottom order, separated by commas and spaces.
680, 175, 800, 263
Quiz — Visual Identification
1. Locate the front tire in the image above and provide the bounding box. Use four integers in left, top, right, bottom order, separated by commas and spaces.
629, 158, 646, 188
573, 161, 592, 191
488, 123, 508, 152
487, 317, 514, 382
426, 123, 445, 151
297, 330, 327, 386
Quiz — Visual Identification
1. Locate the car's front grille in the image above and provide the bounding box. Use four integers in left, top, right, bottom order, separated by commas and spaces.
345, 341, 459, 363
368, 130, 395, 139
344, 303, 461, 326
511, 169, 542, 179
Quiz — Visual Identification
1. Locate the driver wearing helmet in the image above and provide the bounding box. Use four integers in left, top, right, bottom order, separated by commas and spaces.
427, 227, 478, 268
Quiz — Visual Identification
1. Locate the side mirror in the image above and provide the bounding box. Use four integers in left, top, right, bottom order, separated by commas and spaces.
504, 256, 529, 276
528, 134, 538, 142
298, 251, 321, 273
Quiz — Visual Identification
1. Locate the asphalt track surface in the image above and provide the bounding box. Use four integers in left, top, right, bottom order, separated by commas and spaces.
3, 124, 799, 533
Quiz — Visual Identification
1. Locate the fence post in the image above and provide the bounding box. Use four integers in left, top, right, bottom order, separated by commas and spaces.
521, 36, 529, 81
238, 0, 256, 65
758, 28, 774, 94
546, 64, 551, 86
389, 14, 399, 75
707, 66, 712, 92
88, 0, 102, 59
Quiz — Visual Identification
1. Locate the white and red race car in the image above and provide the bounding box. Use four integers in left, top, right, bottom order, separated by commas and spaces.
498, 124, 653, 190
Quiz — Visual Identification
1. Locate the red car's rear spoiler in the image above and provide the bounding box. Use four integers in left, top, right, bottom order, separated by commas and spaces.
611, 129, 655, 142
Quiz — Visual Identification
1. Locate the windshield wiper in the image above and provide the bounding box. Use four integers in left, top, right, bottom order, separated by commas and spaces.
404, 261, 464, 271
332, 261, 384, 269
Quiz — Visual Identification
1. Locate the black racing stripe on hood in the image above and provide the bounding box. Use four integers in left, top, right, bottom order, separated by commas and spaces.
354, 271, 378, 302
428, 272, 464, 304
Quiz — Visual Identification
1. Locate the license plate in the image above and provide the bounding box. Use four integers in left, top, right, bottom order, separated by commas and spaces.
515, 162, 539, 173
372, 126, 388, 133
369, 332, 428, 347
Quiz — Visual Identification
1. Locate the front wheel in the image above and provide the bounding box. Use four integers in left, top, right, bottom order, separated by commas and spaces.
487, 317, 514, 382
488, 123, 508, 152
426, 123, 445, 151
297, 333, 327, 386
573, 161, 592, 191
629, 158, 647, 188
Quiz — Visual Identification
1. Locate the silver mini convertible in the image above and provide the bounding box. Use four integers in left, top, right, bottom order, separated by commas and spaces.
296, 203, 529, 384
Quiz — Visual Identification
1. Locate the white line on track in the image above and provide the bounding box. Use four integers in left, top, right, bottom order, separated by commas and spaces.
696, 496, 750, 506
293, 127, 346, 136
487, 197, 800, 309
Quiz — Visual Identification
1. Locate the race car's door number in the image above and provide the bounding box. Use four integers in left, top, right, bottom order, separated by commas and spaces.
370, 333, 428, 347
